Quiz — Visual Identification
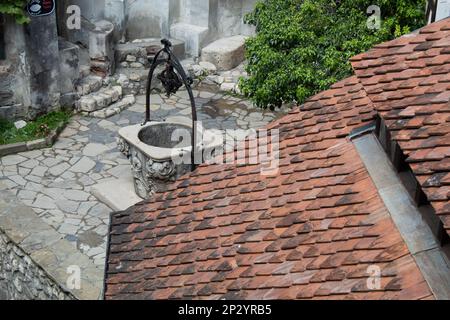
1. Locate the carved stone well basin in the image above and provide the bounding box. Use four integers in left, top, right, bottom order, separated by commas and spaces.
118, 117, 222, 199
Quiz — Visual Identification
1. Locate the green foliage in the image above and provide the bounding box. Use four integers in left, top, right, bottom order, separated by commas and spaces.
0, 0, 30, 24
240, 0, 427, 108
0, 111, 71, 145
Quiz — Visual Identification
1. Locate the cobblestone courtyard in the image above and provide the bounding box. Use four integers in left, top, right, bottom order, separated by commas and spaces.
0, 84, 286, 270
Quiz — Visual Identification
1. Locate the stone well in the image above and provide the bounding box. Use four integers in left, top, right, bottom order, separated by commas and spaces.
118, 117, 222, 199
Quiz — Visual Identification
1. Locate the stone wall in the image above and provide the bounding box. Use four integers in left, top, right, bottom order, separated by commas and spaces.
0, 182, 103, 300
0, 230, 73, 300
105, 0, 127, 42
0, 16, 31, 121
217, 0, 256, 37
24, 14, 61, 118
0, 11, 62, 121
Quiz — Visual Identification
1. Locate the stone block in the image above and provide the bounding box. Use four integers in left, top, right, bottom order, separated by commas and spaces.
201, 35, 247, 71
75, 75, 103, 96
14, 120, 27, 129
89, 20, 115, 75
115, 38, 185, 65
91, 177, 143, 212
89, 20, 115, 59
170, 23, 209, 57
220, 82, 237, 92
112, 86, 123, 100
77, 97, 98, 112
92, 93, 111, 109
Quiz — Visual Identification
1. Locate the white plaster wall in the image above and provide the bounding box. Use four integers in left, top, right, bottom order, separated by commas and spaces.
75, 0, 106, 21
216, 0, 256, 37
125, 0, 172, 40
56, 0, 257, 53
217, 0, 241, 37
105, 0, 126, 41
436, 0, 450, 21
179, 0, 209, 26
57, 0, 106, 46
240, 0, 257, 35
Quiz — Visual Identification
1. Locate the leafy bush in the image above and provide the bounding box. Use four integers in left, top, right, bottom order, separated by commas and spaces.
0, 111, 71, 145
0, 0, 30, 24
240, 0, 427, 108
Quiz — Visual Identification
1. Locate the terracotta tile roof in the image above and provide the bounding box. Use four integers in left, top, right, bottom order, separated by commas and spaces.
104, 74, 433, 300
350, 17, 450, 235
104, 18, 450, 300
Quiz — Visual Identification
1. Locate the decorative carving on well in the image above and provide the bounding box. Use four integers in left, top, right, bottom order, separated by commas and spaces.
118, 138, 130, 157
146, 159, 176, 180
134, 177, 157, 199
120, 142, 182, 199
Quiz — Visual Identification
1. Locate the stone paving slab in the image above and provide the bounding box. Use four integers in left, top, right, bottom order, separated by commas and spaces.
91, 176, 143, 212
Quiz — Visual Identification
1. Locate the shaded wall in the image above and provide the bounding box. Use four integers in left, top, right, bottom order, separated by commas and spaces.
0, 11, 61, 121
57, 0, 106, 47
24, 13, 61, 118
0, 16, 31, 120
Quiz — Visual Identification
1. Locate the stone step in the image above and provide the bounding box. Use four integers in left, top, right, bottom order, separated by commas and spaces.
170, 23, 209, 57
75, 75, 103, 96
76, 86, 122, 112
114, 67, 149, 95
201, 35, 247, 71
115, 38, 185, 68
79, 65, 91, 78
89, 94, 136, 119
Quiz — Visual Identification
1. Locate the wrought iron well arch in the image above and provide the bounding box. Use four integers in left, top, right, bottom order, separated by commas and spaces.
144, 38, 197, 170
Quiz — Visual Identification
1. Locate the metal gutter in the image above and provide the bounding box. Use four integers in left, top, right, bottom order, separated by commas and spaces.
353, 134, 450, 300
